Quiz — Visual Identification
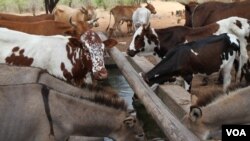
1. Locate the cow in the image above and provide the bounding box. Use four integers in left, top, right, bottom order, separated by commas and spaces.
183, 86, 250, 140
0, 83, 146, 141
183, 1, 250, 27
0, 28, 117, 87
0, 19, 89, 37
0, 13, 54, 22
127, 17, 250, 82
106, 2, 156, 36
142, 33, 240, 93
52, 5, 99, 28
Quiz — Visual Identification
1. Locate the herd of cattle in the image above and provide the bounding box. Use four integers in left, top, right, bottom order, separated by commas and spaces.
0, 0, 250, 140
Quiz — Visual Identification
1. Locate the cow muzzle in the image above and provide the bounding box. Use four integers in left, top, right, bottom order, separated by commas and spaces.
93, 68, 108, 80
127, 49, 139, 57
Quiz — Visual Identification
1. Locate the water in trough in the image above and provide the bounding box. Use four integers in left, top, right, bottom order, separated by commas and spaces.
102, 66, 166, 141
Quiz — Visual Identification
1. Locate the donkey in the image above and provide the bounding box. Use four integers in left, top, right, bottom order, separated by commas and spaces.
0, 64, 118, 98
182, 86, 250, 140
0, 83, 146, 141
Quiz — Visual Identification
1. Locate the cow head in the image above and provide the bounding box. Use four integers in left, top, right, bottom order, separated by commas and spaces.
127, 24, 159, 57
68, 17, 90, 37
80, 30, 117, 80
145, 2, 156, 14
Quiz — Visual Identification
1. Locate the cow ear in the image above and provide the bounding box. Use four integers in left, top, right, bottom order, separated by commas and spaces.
123, 116, 136, 128
103, 39, 118, 48
146, 23, 151, 30
189, 106, 202, 122
68, 38, 82, 47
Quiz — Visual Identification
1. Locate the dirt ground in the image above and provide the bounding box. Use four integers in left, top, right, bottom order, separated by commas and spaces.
92, 0, 249, 104
92, 0, 184, 50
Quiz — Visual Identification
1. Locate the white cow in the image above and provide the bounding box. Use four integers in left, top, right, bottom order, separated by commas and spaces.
132, 7, 152, 31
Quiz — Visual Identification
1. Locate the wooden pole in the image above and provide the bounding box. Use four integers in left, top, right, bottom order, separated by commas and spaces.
107, 47, 200, 141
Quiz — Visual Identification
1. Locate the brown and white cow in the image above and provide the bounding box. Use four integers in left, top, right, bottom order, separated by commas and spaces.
183, 1, 250, 27
52, 5, 98, 28
183, 86, 250, 140
106, 2, 156, 35
0, 19, 89, 37
0, 13, 54, 22
128, 17, 250, 81
0, 28, 117, 87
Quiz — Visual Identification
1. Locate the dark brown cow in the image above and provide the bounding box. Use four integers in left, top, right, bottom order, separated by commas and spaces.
0, 28, 117, 87
142, 33, 240, 92
0, 19, 89, 37
184, 1, 250, 27
106, 2, 156, 35
0, 13, 54, 22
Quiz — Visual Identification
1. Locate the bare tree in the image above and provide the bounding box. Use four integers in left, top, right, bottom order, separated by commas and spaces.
44, 0, 60, 14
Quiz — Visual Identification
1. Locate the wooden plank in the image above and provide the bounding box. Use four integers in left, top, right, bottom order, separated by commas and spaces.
127, 55, 154, 72
107, 47, 200, 141
156, 85, 191, 119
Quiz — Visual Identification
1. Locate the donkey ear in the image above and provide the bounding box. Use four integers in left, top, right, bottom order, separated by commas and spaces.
189, 106, 202, 122
123, 116, 136, 128
103, 39, 118, 49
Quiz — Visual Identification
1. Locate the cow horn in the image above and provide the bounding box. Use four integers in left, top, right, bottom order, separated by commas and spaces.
81, 6, 88, 14
69, 17, 77, 27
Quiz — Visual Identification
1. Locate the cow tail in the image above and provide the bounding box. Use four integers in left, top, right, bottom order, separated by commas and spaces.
106, 10, 112, 32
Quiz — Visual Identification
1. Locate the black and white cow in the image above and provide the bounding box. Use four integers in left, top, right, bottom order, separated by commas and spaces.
127, 17, 250, 81
142, 33, 240, 92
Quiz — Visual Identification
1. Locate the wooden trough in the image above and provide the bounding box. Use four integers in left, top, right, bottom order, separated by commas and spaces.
107, 47, 200, 141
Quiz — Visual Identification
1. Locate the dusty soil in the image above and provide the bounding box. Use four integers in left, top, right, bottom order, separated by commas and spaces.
93, 1, 185, 51
92, 0, 249, 105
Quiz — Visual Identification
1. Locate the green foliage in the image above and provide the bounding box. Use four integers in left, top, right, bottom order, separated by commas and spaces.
0, 0, 145, 13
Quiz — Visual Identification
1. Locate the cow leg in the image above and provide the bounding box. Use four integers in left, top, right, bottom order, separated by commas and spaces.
237, 55, 248, 82
217, 70, 224, 84
183, 74, 193, 92
237, 41, 249, 82
223, 57, 235, 92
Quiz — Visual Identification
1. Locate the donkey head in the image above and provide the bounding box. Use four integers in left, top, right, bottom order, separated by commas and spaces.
182, 106, 212, 140
112, 115, 146, 141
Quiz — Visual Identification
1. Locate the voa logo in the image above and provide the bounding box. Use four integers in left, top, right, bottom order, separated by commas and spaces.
226, 129, 246, 136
